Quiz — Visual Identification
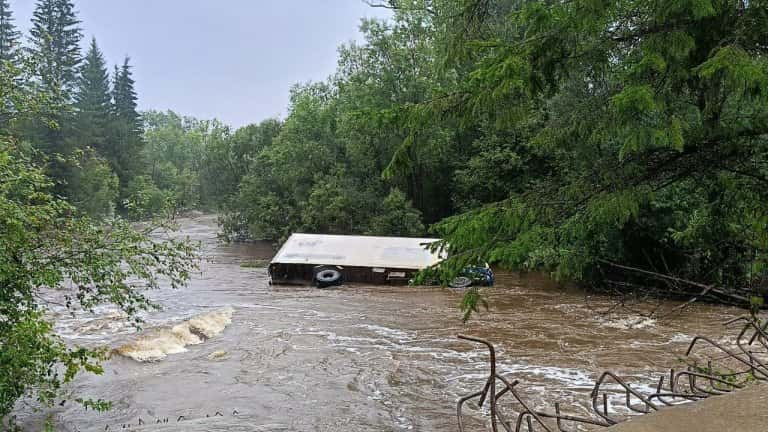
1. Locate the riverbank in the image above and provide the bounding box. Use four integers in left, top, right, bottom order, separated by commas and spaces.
604, 383, 768, 431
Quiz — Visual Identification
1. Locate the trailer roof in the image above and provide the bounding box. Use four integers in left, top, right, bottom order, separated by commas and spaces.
270, 233, 443, 269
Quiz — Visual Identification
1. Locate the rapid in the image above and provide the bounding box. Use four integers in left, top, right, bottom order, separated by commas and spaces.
15, 214, 742, 431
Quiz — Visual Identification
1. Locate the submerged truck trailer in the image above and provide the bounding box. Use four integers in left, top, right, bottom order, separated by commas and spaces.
268, 233, 443, 287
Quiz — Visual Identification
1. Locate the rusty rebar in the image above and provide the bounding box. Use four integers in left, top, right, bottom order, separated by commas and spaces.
455, 314, 766, 432
458, 334, 499, 431
686, 335, 768, 379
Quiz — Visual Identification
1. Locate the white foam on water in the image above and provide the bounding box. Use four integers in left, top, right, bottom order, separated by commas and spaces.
600, 316, 657, 330
296, 327, 466, 358
668, 332, 693, 343
75, 311, 129, 332
501, 363, 595, 387
356, 324, 414, 340
114, 307, 234, 362
55, 310, 133, 341
447, 362, 595, 389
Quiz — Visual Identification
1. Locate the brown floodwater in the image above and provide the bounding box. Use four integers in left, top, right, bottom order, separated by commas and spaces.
15, 215, 743, 431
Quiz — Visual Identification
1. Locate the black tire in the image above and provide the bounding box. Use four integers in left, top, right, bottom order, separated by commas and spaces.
315, 268, 342, 288
449, 276, 472, 288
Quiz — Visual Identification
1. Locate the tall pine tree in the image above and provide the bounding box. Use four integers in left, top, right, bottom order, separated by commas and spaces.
73, 37, 111, 153
109, 57, 144, 184
29, 0, 82, 104
0, 0, 19, 65
65, 40, 120, 218
27, 0, 84, 207
112, 59, 140, 130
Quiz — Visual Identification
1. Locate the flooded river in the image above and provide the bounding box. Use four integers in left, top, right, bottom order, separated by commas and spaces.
17, 215, 742, 431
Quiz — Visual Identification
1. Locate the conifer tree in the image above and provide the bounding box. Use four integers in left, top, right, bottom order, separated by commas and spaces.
73, 37, 111, 152
0, 0, 19, 65
29, 0, 82, 103
112, 59, 140, 128
24, 0, 82, 199
109, 57, 144, 183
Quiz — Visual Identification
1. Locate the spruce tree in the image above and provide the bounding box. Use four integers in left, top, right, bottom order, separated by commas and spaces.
29, 0, 82, 102
112, 58, 140, 129
109, 57, 144, 183
26, 0, 82, 203
73, 37, 111, 153
0, 0, 19, 65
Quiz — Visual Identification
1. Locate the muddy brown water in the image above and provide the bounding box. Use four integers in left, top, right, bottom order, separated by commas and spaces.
15, 215, 743, 431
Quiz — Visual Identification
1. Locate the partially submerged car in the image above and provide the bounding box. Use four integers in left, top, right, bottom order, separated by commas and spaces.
448, 265, 495, 288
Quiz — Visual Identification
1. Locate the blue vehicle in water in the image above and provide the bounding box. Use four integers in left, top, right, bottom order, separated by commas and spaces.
449, 265, 495, 288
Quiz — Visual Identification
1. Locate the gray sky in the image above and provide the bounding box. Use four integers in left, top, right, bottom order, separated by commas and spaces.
11, 1, 390, 128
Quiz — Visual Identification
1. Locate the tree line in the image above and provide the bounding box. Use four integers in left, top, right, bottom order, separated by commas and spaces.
3, 0, 765, 312
0, 0, 146, 218
208, 0, 768, 310
114, 0, 767, 311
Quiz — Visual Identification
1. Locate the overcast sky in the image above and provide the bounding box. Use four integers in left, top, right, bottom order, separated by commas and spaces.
10, 1, 390, 128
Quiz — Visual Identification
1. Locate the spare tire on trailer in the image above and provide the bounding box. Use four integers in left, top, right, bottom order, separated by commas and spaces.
314, 266, 343, 288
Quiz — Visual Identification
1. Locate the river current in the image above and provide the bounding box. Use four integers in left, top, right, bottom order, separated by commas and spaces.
15, 214, 741, 431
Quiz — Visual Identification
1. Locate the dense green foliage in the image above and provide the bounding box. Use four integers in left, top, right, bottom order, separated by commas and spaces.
0, 1, 198, 425
399, 0, 767, 308
213, 15, 452, 241
212, 0, 768, 310
138, 110, 219, 215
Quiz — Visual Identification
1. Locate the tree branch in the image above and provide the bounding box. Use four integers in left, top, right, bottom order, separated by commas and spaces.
597, 259, 753, 305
